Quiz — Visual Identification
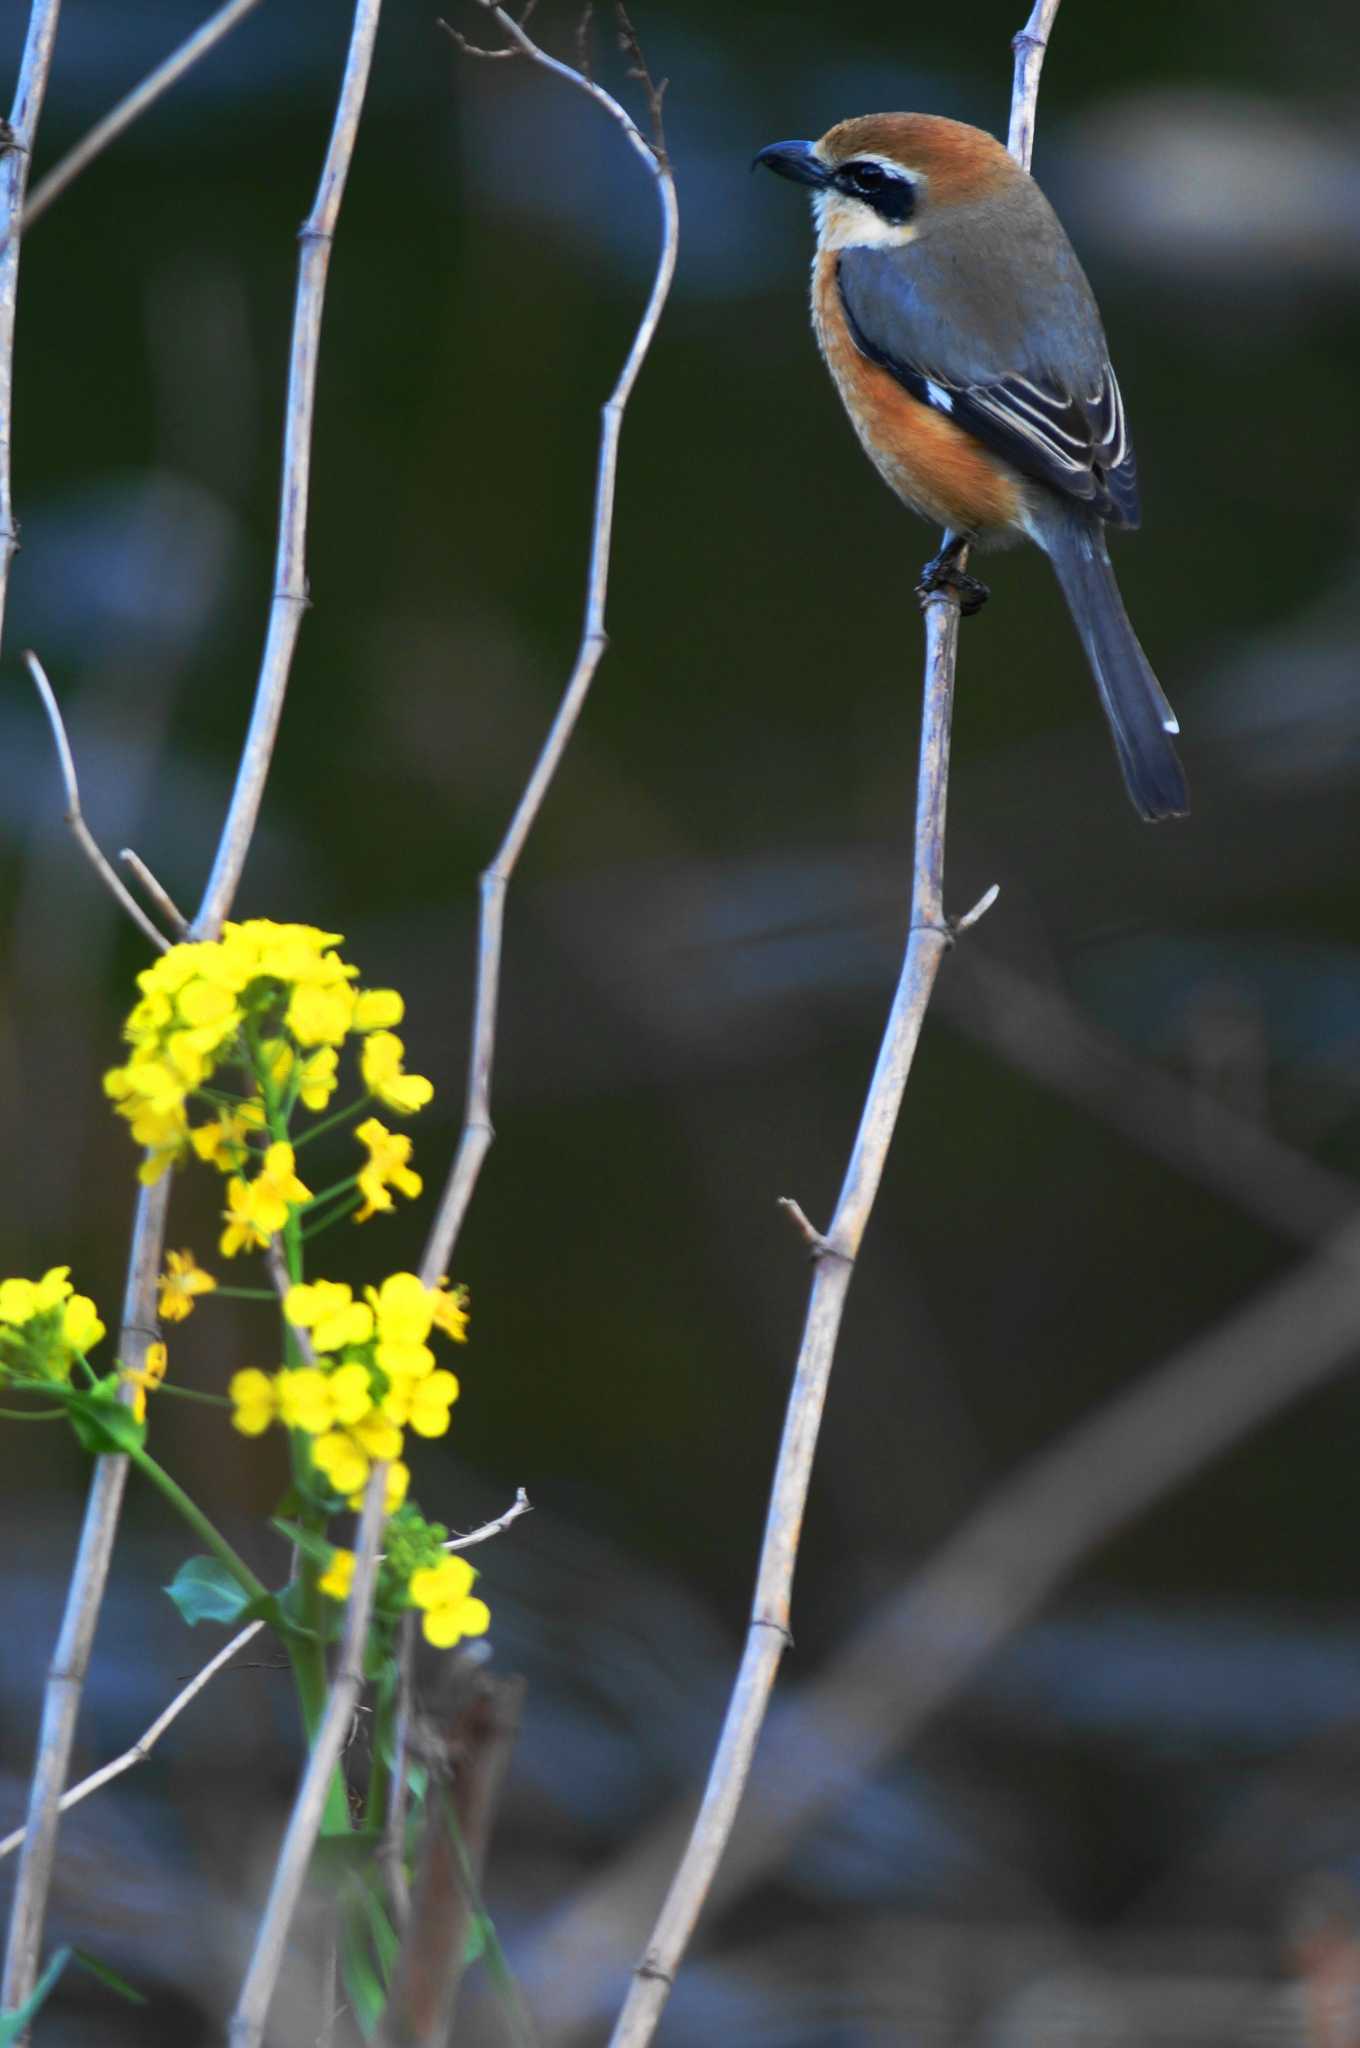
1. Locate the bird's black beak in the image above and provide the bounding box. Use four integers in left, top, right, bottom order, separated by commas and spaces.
752, 139, 829, 188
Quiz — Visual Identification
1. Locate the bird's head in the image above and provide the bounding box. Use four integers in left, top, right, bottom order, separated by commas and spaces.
754, 113, 1015, 249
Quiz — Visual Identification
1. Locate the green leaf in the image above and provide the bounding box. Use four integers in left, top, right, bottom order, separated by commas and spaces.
165, 1555, 254, 1627
338, 1901, 386, 2040
65, 1388, 145, 1456
71, 1950, 148, 2005
0, 1948, 71, 2041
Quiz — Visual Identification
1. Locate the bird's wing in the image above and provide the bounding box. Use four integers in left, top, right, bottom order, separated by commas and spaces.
837, 240, 1140, 528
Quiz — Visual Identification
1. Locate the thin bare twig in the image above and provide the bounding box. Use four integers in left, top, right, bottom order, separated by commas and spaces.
229, 1466, 390, 2048
0, 0, 63, 666
605, 16, 1058, 2040
421, 1, 678, 1284
18, 0, 265, 240
444, 1486, 532, 1552
118, 847, 191, 939
1008, 0, 1065, 169
21, 652, 172, 951
195, 0, 384, 934
0, 1622, 265, 1863
2, 2, 385, 2017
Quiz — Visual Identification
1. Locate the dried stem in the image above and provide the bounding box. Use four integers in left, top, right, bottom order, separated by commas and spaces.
118, 847, 191, 939
0, 0, 63, 663
605, 13, 1060, 2040
1008, 0, 1065, 170
444, 1486, 532, 1551
195, 0, 384, 934
0, 1622, 265, 1863
21, 651, 172, 951
19, 0, 265, 239
1, 1, 385, 2018
228, 1466, 390, 2048
421, 1, 679, 1283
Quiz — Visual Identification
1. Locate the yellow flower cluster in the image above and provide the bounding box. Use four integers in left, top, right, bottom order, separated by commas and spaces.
319, 1509, 491, 1650
102, 919, 431, 1187
0, 1267, 105, 1384
228, 1272, 468, 1502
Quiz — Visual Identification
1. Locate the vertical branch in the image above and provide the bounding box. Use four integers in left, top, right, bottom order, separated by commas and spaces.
228, 1468, 390, 2048
420, 2, 679, 1283
0, 1, 385, 2020
0, 0, 63, 660
605, 14, 1062, 2043
195, 0, 383, 934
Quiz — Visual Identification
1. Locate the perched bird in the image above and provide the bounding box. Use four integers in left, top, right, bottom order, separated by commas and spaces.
755, 114, 1188, 820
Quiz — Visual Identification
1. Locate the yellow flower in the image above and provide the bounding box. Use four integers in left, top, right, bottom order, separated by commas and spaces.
406, 1368, 459, 1439
220, 1177, 267, 1258
284, 1279, 374, 1353
360, 1032, 433, 1116
352, 989, 404, 1032
121, 1340, 167, 1424
311, 1429, 369, 1496
296, 1046, 339, 1110
408, 1555, 490, 1650
328, 1364, 374, 1426
221, 1144, 312, 1256
251, 1143, 312, 1232
158, 1250, 216, 1323
319, 1548, 355, 1602
229, 1368, 277, 1436
285, 981, 355, 1048
63, 1294, 105, 1354
369, 1272, 435, 1379
190, 1101, 265, 1172
429, 1279, 469, 1344
354, 1118, 422, 1224
276, 1367, 335, 1434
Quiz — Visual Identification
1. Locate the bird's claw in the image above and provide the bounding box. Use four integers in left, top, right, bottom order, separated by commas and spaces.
916, 549, 990, 616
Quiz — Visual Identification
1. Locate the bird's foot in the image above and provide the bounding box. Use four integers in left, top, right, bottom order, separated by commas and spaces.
916, 538, 989, 617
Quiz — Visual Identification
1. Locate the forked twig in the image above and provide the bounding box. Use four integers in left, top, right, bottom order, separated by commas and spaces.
421, 0, 678, 1284
18, 0, 265, 240
21, 651, 172, 951
605, 10, 1058, 2039
1, 1, 386, 2021
0, 1622, 266, 1863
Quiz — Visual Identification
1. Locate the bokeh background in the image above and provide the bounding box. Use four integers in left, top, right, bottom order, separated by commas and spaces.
2, 0, 1359, 2039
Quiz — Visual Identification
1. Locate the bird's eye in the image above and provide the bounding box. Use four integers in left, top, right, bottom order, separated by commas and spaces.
836, 160, 916, 224
845, 162, 889, 196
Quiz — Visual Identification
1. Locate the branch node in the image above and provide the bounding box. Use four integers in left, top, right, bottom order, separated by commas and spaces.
751, 1614, 794, 1648
776, 1197, 852, 1266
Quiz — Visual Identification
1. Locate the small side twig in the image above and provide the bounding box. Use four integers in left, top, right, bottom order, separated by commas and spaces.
0, 1622, 265, 1863
21, 651, 172, 952
17, 0, 265, 241
422, 1, 678, 1284
604, 11, 1059, 2042
118, 847, 191, 938
444, 1486, 532, 1552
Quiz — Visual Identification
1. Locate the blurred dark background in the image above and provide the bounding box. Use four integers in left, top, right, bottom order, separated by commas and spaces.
2, 0, 1360, 2039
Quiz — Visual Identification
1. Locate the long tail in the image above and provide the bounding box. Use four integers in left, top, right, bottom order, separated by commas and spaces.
1037, 510, 1188, 821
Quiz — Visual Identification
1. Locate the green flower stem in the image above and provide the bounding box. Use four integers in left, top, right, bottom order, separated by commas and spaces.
210, 1286, 277, 1302
153, 1384, 231, 1407
300, 1195, 362, 1242
0, 1403, 67, 1421
291, 1096, 371, 1149
297, 1173, 358, 1214
127, 1443, 268, 1608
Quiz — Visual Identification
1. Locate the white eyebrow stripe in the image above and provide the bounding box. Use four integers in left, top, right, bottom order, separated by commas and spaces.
925, 380, 953, 413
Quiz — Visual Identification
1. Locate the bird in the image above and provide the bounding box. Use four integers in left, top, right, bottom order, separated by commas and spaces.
754, 114, 1188, 821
